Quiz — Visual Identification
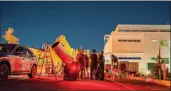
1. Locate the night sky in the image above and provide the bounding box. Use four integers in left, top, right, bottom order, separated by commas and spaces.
0, 1, 170, 52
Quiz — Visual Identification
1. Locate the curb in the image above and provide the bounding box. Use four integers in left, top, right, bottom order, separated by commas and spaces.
105, 78, 135, 91
114, 76, 170, 87
128, 77, 170, 87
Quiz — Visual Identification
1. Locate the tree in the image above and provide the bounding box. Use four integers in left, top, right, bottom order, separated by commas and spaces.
4, 28, 19, 44
151, 47, 162, 79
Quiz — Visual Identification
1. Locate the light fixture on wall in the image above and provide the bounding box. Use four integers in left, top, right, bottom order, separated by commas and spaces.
152, 40, 159, 43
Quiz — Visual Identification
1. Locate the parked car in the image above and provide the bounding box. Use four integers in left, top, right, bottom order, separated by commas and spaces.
0, 44, 37, 82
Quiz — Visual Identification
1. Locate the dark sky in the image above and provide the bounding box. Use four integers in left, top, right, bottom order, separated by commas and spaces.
0, 1, 170, 52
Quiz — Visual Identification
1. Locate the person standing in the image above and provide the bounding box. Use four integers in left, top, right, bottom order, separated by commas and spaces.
90, 49, 98, 80
97, 50, 105, 80
77, 49, 84, 79
110, 55, 119, 78
111, 55, 119, 69
84, 50, 89, 79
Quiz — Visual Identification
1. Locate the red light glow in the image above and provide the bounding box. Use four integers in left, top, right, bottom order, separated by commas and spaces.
72, 66, 76, 70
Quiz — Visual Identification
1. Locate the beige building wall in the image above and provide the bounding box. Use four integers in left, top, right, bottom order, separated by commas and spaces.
104, 24, 170, 74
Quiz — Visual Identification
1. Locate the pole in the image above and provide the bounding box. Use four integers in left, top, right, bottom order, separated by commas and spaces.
158, 46, 162, 80
163, 60, 166, 80
159, 69, 161, 80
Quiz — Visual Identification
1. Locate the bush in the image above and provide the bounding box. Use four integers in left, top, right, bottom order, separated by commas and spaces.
135, 73, 140, 77
105, 72, 111, 78
146, 74, 153, 78
140, 74, 145, 77
167, 72, 171, 80
151, 63, 161, 79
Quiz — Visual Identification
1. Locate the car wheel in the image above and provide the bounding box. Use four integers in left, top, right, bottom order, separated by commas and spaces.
0, 63, 9, 83
28, 65, 37, 78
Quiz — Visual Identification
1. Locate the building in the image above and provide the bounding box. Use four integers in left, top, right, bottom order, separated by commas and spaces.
104, 24, 170, 74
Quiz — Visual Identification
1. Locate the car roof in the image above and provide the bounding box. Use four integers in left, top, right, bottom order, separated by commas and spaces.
0, 44, 28, 48
0, 44, 18, 46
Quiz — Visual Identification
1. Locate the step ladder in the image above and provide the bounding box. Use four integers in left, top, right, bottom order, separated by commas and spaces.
56, 62, 65, 77
37, 43, 57, 80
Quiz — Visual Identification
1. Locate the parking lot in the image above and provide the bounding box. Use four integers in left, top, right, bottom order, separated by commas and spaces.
0, 75, 170, 91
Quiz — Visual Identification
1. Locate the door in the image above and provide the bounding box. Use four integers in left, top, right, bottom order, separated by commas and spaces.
21, 47, 33, 72
13, 47, 31, 73
20, 54, 31, 72
13, 47, 23, 72
128, 62, 139, 73
119, 61, 129, 70
13, 56, 21, 72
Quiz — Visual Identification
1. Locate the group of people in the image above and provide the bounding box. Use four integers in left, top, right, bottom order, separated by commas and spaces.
89, 49, 104, 80
76, 49, 127, 80
76, 49, 105, 80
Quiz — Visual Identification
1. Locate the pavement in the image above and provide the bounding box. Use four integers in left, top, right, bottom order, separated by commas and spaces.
0, 75, 170, 91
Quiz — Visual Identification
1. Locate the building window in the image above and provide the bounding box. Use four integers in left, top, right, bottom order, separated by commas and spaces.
119, 30, 170, 32
118, 39, 141, 42
160, 41, 168, 46
151, 57, 169, 64
105, 36, 109, 39
118, 57, 141, 60
147, 63, 155, 70
136, 40, 141, 42
169, 40, 170, 48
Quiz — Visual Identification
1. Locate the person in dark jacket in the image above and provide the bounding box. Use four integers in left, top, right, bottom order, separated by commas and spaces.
111, 55, 119, 69
90, 49, 98, 80
120, 63, 126, 74
97, 50, 105, 80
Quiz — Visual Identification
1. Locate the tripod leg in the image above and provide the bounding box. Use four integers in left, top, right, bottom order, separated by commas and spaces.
57, 64, 63, 75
